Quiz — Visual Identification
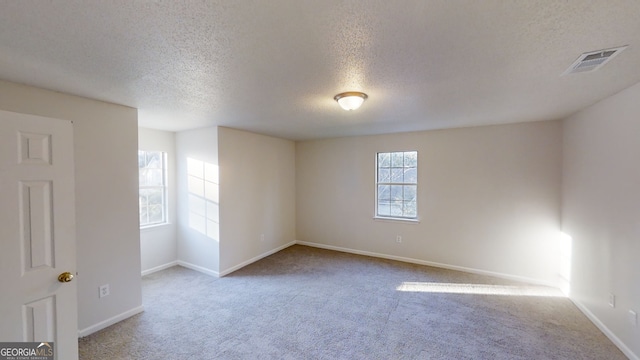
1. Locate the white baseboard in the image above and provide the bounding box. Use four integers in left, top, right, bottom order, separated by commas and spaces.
569, 298, 639, 360
219, 241, 297, 277
141, 260, 178, 276
295, 241, 559, 288
177, 260, 220, 277
78, 305, 144, 338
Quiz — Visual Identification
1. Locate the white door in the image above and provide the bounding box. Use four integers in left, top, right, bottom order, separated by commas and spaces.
0, 110, 78, 360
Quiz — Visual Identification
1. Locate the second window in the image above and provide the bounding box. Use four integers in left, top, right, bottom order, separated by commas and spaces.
376, 151, 418, 219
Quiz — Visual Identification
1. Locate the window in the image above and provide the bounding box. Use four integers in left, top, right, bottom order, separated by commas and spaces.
138, 150, 167, 227
376, 151, 418, 219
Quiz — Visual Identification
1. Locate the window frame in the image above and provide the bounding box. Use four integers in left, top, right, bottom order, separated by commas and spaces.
374, 150, 418, 222
138, 150, 168, 228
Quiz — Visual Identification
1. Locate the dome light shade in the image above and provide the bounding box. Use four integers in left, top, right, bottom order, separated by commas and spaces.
334, 92, 368, 111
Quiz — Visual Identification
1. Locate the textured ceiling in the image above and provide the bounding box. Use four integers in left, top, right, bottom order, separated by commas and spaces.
1, 1, 639, 140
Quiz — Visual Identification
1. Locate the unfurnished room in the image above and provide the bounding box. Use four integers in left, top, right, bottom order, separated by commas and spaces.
0, 1, 639, 359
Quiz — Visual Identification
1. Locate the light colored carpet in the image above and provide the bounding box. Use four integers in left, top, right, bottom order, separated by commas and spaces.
79, 245, 626, 359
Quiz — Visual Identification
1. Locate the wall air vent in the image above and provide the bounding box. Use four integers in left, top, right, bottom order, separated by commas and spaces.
562, 45, 628, 75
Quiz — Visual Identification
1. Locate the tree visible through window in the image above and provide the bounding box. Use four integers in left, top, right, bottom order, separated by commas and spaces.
139, 150, 167, 227
376, 151, 417, 219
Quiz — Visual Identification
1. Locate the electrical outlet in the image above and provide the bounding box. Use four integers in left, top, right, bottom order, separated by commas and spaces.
609, 293, 615, 308
99, 284, 110, 298
396, 235, 402, 243
260, 234, 265, 242
629, 310, 637, 327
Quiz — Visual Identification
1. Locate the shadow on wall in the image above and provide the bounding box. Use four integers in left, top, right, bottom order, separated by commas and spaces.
187, 157, 219, 241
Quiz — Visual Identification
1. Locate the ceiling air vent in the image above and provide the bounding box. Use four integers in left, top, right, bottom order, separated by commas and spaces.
562, 45, 628, 75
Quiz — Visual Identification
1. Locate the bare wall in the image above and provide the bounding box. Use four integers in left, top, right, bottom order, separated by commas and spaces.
0, 80, 142, 333
562, 82, 640, 359
176, 127, 220, 274
296, 121, 563, 285
218, 127, 296, 273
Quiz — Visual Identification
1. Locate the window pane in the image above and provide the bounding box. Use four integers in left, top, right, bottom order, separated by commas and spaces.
390, 201, 403, 216
139, 192, 148, 207
404, 185, 417, 201
139, 169, 148, 186
148, 205, 163, 223
378, 153, 390, 167
378, 168, 391, 182
148, 189, 163, 205
404, 151, 417, 167
138, 151, 145, 168
391, 152, 404, 167
377, 202, 390, 216
404, 167, 417, 183
403, 201, 417, 217
146, 152, 161, 168
391, 168, 404, 183
378, 185, 390, 201
390, 185, 403, 200
146, 169, 163, 186
139, 205, 148, 224
139, 188, 150, 202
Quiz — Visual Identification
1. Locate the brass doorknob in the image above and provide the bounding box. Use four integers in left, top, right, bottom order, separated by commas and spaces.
58, 272, 74, 283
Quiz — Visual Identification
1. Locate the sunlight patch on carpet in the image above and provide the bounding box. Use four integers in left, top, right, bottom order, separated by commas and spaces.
396, 282, 565, 297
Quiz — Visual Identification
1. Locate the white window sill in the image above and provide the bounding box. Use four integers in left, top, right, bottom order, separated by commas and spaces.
140, 223, 171, 231
373, 216, 420, 224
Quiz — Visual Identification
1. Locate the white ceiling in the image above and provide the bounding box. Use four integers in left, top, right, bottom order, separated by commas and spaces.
1, 1, 639, 140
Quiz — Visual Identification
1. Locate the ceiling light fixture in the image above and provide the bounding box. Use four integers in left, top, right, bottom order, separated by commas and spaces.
334, 91, 368, 111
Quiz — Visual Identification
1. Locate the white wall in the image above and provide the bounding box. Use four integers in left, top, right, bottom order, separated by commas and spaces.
296, 121, 563, 285
139, 128, 178, 274
562, 82, 640, 359
176, 127, 220, 275
218, 127, 296, 274
0, 80, 142, 333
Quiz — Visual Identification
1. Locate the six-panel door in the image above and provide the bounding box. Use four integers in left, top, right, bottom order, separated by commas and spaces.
0, 110, 78, 360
